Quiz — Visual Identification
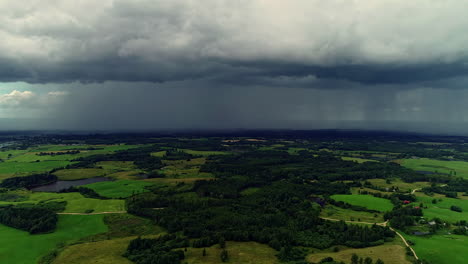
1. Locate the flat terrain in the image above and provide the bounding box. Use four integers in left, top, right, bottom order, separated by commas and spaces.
403, 234, 468, 264
415, 194, 468, 223
84, 180, 154, 198
53, 168, 108, 180
307, 244, 411, 264
0, 215, 107, 264
400, 158, 468, 179
330, 194, 394, 212
320, 205, 384, 223
183, 241, 278, 264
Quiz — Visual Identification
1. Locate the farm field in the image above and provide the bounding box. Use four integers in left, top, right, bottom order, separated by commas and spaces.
399, 158, 468, 179
83, 180, 154, 198
416, 195, 468, 223
342, 157, 378, 163
0, 161, 72, 180
330, 194, 394, 212
160, 158, 213, 178
0, 215, 107, 264
403, 234, 468, 264
320, 205, 384, 223
367, 179, 431, 192
306, 243, 411, 264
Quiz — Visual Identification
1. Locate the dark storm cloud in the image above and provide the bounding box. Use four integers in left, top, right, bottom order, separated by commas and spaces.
1, 0, 468, 86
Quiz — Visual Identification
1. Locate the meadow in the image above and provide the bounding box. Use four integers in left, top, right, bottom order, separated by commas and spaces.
0, 215, 107, 264
159, 158, 214, 179
83, 180, 154, 198
403, 234, 468, 264
415, 194, 468, 223
399, 158, 468, 179
306, 243, 411, 264
320, 205, 384, 223
0, 192, 125, 213
53, 168, 108, 180
0, 161, 72, 180
341, 157, 378, 163
330, 194, 394, 212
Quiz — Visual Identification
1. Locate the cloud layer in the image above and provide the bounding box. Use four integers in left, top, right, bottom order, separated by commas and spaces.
1, 0, 468, 85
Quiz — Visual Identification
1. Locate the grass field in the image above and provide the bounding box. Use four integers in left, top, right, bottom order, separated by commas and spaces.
96, 161, 135, 171
53, 168, 108, 180
367, 179, 431, 193
0, 215, 107, 264
181, 149, 231, 156
342, 157, 378, 163
330, 194, 394, 212
399, 158, 468, 179
402, 234, 468, 264
52, 237, 133, 264
0, 192, 125, 213
415, 195, 468, 223
160, 158, 214, 179
320, 205, 384, 222
306, 244, 411, 264
183, 241, 278, 264
83, 180, 153, 198
0, 161, 72, 180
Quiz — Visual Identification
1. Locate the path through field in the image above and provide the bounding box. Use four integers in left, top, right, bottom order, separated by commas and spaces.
320, 217, 419, 260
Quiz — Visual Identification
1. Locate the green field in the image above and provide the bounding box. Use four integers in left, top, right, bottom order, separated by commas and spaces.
400, 158, 468, 178
330, 194, 394, 212
367, 179, 431, 193
0, 192, 125, 213
403, 234, 468, 264
0, 161, 72, 180
342, 157, 378, 163
307, 244, 411, 264
83, 180, 154, 198
180, 149, 231, 156
416, 195, 468, 223
160, 158, 214, 179
320, 205, 384, 222
0, 215, 107, 264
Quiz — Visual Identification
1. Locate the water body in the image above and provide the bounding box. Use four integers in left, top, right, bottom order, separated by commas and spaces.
30, 177, 112, 192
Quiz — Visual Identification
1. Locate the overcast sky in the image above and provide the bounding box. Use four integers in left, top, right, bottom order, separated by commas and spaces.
1, 0, 468, 133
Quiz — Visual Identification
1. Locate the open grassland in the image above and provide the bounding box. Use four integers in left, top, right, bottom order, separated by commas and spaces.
403, 234, 468, 264
53, 168, 108, 180
183, 241, 278, 264
367, 179, 431, 192
84, 180, 153, 198
306, 243, 411, 264
342, 157, 378, 163
0, 192, 125, 213
160, 158, 214, 179
330, 194, 394, 212
0, 215, 107, 264
53, 237, 133, 264
0, 161, 72, 180
240, 187, 261, 196
320, 205, 384, 223
96, 161, 135, 171
416, 194, 468, 223
181, 149, 231, 156
399, 158, 468, 178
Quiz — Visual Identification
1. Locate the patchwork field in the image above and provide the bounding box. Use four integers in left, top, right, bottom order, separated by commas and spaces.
403, 234, 468, 264
0, 161, 72, 180
160, 158, 213, 179
83, 180, 154, 198
306, 244, 411, 264
0, 215, 107, 264
330, 194, 394, 212
400, 158, 468, 179
367, 179, 431, 192
342, 157, 378, 163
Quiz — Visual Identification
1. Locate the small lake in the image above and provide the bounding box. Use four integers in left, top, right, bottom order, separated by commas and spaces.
30, 177, 112, 192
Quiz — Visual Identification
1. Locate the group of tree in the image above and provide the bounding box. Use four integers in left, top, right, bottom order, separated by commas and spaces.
0, 173, 57, 189
37, 150, 80, 156
0, 205, 57, 234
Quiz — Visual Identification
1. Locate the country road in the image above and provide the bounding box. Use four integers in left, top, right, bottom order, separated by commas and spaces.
320, 217, 419, 260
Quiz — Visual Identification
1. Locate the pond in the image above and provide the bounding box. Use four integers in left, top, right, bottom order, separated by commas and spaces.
30, 177, 112, 192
